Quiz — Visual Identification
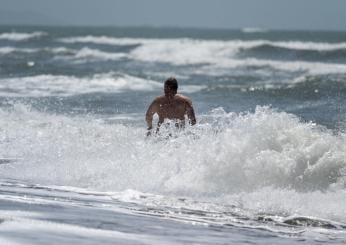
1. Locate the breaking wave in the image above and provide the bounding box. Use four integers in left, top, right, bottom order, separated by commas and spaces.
55, 47, 127, 62
0, 45, 126, 62
0, 105, 345, 224
0, 73, 205, 97
58, 36, 346, 53
0, 106, 345, 193
4, 35, 346, 76
242, 27, 269, 33
0, 31, 46, 41
0, 73, 161, 97
0, 46, 37, 54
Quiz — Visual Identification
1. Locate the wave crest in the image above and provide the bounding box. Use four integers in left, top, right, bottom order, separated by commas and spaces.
0, 106, 345, 194
0, 32, 46, 41
0, 73, 161, 97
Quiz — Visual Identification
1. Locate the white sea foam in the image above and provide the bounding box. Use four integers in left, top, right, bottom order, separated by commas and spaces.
58, 36, 229, 64
0, 106, 345, 193
55, 36, 346, 78
0, 73, 163, 97
222, 187, 346, 223
122, 38, 346, 76
0, 45, 126, 61
57, 47, 127, 62
58, 36, 149, 46
0, 105, 345, 223
0, 73, 204, 97
272, 41, 346, 51
242, 27, 269, 33
5, 34, 346, 76
58, 35, 346, 53
128, 41, 346, 77
0, 32, 46, 41
5, 42, 346, 78
0, 46, 78, 55
0, 46, 37, 54
75, 47, 126, 60
200, 58, 346, 77
129, 39, 237, 65
48, 47, 75, 54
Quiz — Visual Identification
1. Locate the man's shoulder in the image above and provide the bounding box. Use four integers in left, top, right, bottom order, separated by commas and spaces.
175, 93, 190, 99
175, 94, 193, 105
154, 95, 165, 102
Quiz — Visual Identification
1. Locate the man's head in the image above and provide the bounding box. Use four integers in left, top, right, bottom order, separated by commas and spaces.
164, 77, 178, 96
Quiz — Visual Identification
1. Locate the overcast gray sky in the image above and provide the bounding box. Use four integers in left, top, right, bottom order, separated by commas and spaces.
1, 0, 346, 31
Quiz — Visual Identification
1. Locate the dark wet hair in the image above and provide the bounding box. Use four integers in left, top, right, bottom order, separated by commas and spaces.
164, 77, 178, 91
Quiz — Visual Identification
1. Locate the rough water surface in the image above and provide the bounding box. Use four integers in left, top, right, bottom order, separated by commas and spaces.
0, 26, 346, 244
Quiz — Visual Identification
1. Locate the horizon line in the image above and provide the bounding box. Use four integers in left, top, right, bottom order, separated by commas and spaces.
0, 23, 345, 33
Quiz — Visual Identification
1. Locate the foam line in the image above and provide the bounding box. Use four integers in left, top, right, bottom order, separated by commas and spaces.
0, 32, 46, 41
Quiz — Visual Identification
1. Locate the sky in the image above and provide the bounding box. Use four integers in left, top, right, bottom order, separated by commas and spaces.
1, 0, 346, 31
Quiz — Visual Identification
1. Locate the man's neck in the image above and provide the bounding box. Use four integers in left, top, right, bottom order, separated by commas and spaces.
165, 93, 176, 99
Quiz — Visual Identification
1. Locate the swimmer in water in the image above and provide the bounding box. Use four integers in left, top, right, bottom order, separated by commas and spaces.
145, 77, 196, 136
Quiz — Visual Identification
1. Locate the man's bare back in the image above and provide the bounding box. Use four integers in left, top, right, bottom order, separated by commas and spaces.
145, 78, 196, 135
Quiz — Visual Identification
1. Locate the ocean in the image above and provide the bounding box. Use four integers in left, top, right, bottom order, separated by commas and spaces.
0, 25, 345, 244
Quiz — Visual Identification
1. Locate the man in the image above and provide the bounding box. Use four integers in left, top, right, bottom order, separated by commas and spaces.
145, 77, 196, 136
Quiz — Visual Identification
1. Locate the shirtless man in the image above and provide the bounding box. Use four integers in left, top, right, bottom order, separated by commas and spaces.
145, 77, 196, 136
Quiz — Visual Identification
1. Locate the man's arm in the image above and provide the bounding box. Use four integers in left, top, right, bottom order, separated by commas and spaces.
186, 99, 196, 125
145, 99, 159, 130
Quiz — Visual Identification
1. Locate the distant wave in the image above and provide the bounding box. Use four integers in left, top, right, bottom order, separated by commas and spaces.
0, 46, 37, 54
4, 35, 346, 78
74, 47, 126, 60
129, 39, 346, 66
0, 46, 75, 55
49, 47, 75, 54
58, 35, 346, 52
0, 46, 127, 62
249, 41, 346, 51
240, 43, 346, 56
199, 58, 346, 76
0, 73, 160, 97
128, 39, 346, 76
55, 36, 346, 73
0, 44, 126, 59
58, 36, 149, 46
55, 47, 128, 62
0, 32, 46, 41
4, 38, 346, 77
0, 73, 204, 97
57, 37, 346, 68
241, 27, 269, 33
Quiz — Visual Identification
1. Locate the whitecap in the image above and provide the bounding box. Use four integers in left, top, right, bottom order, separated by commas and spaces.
0, 73, 162, 97
0, 105, 345, 226
242, 27, 269, 33
0, 46, 37, 54
1, 105, 345, 194
0, 32, 46, 41
58, 35, 149, 46
57, 47, 127, 62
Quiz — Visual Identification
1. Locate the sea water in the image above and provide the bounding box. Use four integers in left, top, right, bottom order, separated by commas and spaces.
0, 26, 345, 244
